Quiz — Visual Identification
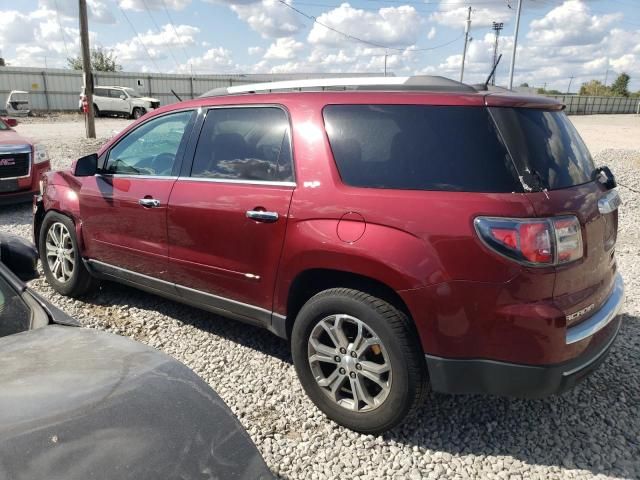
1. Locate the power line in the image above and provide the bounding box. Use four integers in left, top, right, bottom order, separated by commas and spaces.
276, 0, 463, 52
117, 4, 162, 72
161, 0, 192, 64
140, 0, 181, 70
53, 0, 71, 58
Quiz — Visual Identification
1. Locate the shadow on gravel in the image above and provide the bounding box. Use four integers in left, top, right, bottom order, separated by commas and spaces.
0, 202, 32, 227
82, 281, 293, 364
75, 281, 639, 478
386, 314, 640, 479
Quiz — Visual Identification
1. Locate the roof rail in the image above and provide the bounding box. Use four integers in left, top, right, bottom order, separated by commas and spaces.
201, 75, 477, 97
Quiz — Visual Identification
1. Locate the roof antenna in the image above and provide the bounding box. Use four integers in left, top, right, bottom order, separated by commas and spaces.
483, 53, 502, 90
171, 89, 182, 102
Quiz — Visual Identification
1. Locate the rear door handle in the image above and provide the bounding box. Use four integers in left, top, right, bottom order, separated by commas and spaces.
246, 210, 279, 223
138, 198, 161, 208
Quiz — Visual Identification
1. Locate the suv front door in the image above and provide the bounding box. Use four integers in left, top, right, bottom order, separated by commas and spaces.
167, 106, 295, 322
79, 110, 195, 279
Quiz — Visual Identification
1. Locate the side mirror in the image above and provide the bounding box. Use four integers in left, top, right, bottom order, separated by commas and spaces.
74, 153, 98, 176
0, 234, 39, 282
119, 95, 126, 100
4, 118, 18, 127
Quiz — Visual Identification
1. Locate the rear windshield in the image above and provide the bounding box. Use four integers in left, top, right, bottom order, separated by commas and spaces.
489, 108, 594, 191
323, 105, 521, 193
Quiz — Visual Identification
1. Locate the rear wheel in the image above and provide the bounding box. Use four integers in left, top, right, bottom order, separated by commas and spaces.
93, 104, 100, 118
291, 288, 427, 434
39, 212, 97, 297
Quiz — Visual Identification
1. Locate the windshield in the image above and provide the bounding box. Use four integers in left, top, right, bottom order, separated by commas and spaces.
489, 108, 595, 191
123, 88, 142, 98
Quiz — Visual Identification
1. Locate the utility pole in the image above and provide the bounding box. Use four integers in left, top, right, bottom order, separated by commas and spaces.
79, 0, 95, 138
460, 6, 472, 82
507, 0, 523, 90
567, 75, 575, 94
491, 22, 504, 86
384, 51, 388, 77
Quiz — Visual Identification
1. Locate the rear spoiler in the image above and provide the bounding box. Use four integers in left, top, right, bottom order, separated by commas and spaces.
484, 93, 565, 111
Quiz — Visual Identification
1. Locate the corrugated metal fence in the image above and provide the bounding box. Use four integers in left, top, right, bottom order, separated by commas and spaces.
541, 95, 639, 115
2, 67, 639, 114
0, 67, 380, 112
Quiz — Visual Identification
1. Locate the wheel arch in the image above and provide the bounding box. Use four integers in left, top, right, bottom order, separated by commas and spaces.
282, 268, 418, 345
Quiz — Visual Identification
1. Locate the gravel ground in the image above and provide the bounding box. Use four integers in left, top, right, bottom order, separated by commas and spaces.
1, 114, 639, 480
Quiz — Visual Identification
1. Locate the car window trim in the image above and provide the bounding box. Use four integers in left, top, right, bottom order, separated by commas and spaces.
102, 108, 197, 177
181, 103, 297, 186
176, 177, 296, 187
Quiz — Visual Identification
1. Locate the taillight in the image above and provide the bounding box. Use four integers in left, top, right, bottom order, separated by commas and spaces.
475, 216, 583, 266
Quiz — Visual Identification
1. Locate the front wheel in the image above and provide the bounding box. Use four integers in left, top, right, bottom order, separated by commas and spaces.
39, 212, 97, 297
131, 107, 145, 120
291, 288, 427, 434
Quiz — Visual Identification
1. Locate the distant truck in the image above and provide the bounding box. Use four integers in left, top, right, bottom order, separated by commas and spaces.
5, 91, 30, 117
0, 116, 50, 205
79, 86, 160, 120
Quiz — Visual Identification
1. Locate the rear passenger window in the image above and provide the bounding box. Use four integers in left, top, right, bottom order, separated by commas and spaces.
191, 107, 293, 182
94, 88, 108, 97
323, 105, 520, 193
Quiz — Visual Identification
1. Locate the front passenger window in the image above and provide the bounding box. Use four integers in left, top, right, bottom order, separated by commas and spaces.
105, 111, 192, 176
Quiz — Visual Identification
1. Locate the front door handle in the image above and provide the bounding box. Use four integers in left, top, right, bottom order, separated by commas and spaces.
138, 198, 161, 208
246, 210, 279, 223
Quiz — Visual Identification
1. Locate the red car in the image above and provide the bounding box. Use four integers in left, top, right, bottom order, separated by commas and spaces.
0, 117, 50, 205
34, 77, 624, 434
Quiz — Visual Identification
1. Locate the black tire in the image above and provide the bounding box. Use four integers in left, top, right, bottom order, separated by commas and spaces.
291, 288, 427, 434
132, 107, 144, 120
39, 212, 97, 297
93, 104, 100, 118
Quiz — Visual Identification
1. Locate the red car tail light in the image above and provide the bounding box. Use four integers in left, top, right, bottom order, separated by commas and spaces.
475, 216, 583, 267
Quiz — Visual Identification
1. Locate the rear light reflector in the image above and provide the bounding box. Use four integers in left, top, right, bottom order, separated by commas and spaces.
475, 216, 583, 266
553, 217, 583, 264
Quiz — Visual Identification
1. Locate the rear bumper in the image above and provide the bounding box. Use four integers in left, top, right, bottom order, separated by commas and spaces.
427, 273, 625, 398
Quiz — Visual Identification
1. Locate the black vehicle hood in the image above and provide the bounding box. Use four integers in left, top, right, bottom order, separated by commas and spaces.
0, 325, 273, 480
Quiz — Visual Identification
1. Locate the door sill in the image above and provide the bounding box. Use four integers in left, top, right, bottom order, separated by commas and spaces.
85, 259, 279, 331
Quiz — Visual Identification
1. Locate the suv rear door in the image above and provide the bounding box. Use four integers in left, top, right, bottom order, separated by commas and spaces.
79, 110, 195, 279
167, 106, 294, 321
489, 106, 619, 324
93, 88, 110, 112
109, 89, 130, 114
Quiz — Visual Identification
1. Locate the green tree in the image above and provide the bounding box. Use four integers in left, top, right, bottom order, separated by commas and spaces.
609, 72, 630, 97
67, 47, 122, 72
0, 57, 5, 67
520, 82, 530, 87
579, 79, 611, 96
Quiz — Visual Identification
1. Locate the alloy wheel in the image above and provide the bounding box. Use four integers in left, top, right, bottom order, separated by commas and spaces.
45, 222, 75, 283
308, 314, 392, 412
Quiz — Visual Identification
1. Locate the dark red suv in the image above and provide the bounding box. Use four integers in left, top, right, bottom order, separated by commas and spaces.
34, 76, 624, 434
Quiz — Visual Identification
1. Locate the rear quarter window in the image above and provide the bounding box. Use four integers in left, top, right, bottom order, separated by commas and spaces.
489, 108, 594, 191
323, 105, 521, 193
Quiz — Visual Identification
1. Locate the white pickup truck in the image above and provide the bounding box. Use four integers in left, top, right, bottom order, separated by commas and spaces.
79, 86, 160, 119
